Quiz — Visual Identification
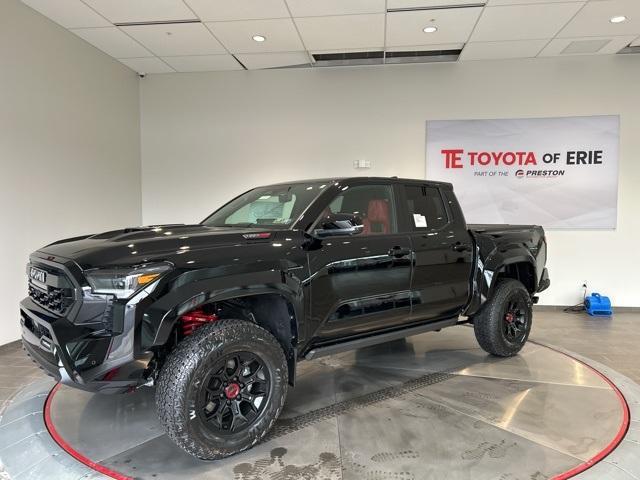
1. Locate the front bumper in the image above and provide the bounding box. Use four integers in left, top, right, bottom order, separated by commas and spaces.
20, 299, 145, 394
20, 255, 153, 394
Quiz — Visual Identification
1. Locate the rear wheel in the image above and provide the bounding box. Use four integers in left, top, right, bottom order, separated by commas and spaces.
473, 279, 533, 357
156, 319, 288, 460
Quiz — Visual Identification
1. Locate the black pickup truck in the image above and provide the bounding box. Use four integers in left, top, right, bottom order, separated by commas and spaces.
21, 177, 549, 459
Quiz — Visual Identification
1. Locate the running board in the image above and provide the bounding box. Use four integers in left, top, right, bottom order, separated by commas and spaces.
304, 317, 458, 360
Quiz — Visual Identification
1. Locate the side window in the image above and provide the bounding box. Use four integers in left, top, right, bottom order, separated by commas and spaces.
405, 185, 448, 231
323, 184, 396, 235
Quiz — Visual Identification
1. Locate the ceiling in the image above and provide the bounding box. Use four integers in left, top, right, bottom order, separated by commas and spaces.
21, 0, 640, 74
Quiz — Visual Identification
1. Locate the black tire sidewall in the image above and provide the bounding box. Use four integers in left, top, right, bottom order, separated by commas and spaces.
186, 338, 284, 450
474, 279, 533, 357
156, 320, 288, 460
499, 286, 533, 350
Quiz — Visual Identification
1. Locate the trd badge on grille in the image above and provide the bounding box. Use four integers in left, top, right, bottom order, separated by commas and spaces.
29, 267, 47, 284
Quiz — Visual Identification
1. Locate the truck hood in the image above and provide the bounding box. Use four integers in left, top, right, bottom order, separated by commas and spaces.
38, 224, 284, 269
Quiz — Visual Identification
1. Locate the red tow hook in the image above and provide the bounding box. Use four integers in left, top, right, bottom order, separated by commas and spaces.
180, 309, 218, 336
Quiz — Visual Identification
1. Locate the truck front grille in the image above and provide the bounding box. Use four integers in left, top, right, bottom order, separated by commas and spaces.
28, 284, 73, 314
27, 263, 75, 315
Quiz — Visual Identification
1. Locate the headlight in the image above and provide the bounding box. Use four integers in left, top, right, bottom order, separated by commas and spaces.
85, 263, 171, 299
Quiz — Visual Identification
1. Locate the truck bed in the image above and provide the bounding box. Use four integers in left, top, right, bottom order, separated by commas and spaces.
468, 224, 542, 234
464, 222, 548, 317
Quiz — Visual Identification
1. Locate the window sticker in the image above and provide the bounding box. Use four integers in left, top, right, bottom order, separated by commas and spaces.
413, 213, 427, 228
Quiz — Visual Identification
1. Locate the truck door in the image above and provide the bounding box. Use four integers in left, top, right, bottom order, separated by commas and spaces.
307, 182, 413, 342
401, 184, 473, 321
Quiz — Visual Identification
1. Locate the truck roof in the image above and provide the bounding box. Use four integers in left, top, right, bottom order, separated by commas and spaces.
264, 177, 454, 189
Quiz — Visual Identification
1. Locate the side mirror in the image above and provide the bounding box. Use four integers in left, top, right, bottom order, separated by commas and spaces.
314, 213, 364, 238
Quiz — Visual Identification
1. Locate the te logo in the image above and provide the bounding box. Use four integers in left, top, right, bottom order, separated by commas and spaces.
515, 170, 525, 178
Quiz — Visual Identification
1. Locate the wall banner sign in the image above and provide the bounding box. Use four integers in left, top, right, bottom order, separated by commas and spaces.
426, 115, 619, 229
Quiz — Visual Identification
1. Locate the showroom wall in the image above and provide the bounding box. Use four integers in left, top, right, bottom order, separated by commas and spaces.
0, 0, 142, 345
140, 55, 640, 308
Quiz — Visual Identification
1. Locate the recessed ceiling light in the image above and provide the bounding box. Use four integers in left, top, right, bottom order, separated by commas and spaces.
252, 35, 266, 42
422, 26, 438, 33
610, 15, 627, 23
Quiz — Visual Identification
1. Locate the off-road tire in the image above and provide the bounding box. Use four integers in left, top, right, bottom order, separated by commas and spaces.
155, 319, 288, 460
473, 279, 533, 357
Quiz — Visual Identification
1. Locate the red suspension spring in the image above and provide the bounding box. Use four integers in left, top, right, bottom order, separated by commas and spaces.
180, 309, 218, 336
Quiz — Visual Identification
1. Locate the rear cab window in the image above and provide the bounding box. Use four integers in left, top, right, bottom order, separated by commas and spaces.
404, 185, 449, 231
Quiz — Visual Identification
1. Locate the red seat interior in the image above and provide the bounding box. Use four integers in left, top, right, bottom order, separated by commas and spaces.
363, 200, 390, 234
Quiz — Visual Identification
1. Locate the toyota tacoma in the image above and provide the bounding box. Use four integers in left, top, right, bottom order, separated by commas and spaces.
21, 177, 550, 459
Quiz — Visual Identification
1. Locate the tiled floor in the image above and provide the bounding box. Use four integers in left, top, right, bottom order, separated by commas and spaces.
531, 310, 640, 384
14, 319, 630, 480
0, 309, 638, 480
0, 341, 47, 411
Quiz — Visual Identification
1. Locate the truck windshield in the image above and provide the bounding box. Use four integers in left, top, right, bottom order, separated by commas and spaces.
201, 182, 329, 229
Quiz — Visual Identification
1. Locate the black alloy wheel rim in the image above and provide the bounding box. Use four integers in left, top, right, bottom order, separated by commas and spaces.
197, 352, 270, 436
503, 296, 528, 343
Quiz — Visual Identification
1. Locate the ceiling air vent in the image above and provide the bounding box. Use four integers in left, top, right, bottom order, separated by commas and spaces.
561, 39, 611, 55
618, 45, 640, 55
113, 19, 200, 26
387, 2, 485, 12
312, 51, 384, 67
311, 49, 461, 67
385, 49, 462, 64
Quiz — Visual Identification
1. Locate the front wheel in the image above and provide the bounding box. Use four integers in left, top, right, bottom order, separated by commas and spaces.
473, 279, 533, 357
155, 319, 288, 460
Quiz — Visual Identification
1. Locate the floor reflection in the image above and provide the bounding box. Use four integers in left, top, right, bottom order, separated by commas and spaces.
48, 325, 624, 480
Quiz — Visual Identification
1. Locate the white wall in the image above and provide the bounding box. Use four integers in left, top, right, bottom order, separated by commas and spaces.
0, 0, 142, 345
140, 55, 640, 308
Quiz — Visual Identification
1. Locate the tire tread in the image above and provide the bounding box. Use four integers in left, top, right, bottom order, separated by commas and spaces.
473, 279, 532, 357
155, 319, 287, 460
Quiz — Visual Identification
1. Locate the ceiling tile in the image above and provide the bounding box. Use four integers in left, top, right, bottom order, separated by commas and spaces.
161, 54, 243, 71
539, 35, 637, 56
121, 23, 225, 56
71, 27, 152, 58
560, 38, 612, 54
287, 0, 385, 17
388, 0, 484, 7
83, 0, 196, 24
487, 0, 584, 5
118, 57, 174, 74
385, 43, 464, 51
470, 3, 584, 41
184, 0, 290, 21
460, 39, 548, 60
236, 51, 311, 69
295, 14, 385, 50
558, 0, 640, 38
207, 18, 303, 53
21, 0, 111, 28
386, 8, 483, 47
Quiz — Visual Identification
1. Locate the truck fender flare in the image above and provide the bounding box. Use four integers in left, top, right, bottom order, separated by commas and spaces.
485, 254, 538, 297
466, 250, 537, 317
143, 270, 304, 351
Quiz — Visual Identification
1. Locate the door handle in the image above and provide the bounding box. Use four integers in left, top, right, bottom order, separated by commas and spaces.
388, 246, 411, 258
451, 242, 471, 252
